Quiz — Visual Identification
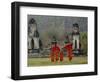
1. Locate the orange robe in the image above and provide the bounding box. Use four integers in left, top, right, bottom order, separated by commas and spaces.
60, 51, 64, 61
50, 45, 63, 62
64, 43, 73, 61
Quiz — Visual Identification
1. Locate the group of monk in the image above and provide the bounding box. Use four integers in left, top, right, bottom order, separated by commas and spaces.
50, 36, 74, 62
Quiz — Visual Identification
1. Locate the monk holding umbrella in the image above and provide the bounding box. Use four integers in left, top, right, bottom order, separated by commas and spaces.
63, 35, 74, 61
50, 36, 64, 62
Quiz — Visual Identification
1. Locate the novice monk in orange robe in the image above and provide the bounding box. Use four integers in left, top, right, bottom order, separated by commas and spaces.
63, 36, 74, 61
64, 43, 73, 61
50, 36, 60, 62
51, 43, 60, 62
50, 36, 64, 62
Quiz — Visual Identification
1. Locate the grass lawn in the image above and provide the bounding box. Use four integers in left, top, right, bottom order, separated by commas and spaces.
28, 56, 87, 67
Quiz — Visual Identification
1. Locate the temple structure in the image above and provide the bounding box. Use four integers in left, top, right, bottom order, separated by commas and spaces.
72, 23, 80, 55
28, 18, 42, 54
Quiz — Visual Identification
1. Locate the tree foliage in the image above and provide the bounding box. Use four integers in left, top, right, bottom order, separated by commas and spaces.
80, 32, 87, 55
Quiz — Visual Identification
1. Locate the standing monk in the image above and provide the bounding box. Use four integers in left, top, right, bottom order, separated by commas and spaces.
63, 36, 73, 61
50, 36, 63, 62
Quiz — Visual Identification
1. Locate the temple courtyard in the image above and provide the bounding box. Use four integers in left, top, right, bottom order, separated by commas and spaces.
28, 56, 87, 67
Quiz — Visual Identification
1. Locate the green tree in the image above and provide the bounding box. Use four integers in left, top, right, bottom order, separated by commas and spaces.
80, 32, 87, 55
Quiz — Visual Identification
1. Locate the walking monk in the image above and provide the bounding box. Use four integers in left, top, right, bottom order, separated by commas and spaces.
50, 36, 64, 62
63, 35, 74, 61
